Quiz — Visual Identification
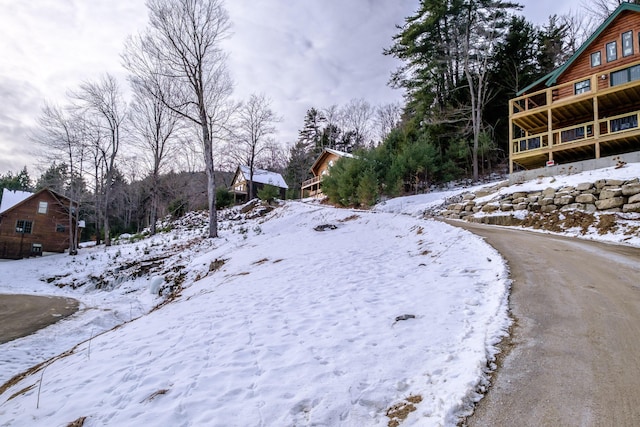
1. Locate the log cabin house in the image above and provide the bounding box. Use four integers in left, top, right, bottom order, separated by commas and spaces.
510, 3, 640, 173
300, 148, 354, 197
229, 165, 288, 203
0, 188, 80, 259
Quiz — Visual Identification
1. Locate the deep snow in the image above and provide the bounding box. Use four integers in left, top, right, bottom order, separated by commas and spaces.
1, 162, 638, 426
0, 201, 510, 426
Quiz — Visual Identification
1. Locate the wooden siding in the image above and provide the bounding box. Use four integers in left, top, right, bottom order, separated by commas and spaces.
311, 152, 340, 177
0, 191, 74, 259
560, 11, 640, 85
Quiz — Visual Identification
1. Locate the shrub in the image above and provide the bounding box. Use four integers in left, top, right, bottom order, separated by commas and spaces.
257, 184, 280, 203
216, 187, 232, 209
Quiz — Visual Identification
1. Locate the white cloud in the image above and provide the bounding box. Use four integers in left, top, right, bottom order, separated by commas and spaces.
0, 0, 583, 176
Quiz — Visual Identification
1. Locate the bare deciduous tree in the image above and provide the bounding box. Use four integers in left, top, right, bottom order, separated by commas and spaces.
123, 0, 234, 238
582, 0, 638, 20
374, 102, 402, 143
32, 103, 88, 255
341, 98, 374, 148
129, 77, 181, 235
72, 74, 127, 246
231, 93, 281, 199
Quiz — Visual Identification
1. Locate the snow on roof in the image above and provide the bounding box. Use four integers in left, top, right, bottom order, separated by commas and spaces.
239, 166, 288, 189
0, 189, 33, 214
324, 148, 354, 158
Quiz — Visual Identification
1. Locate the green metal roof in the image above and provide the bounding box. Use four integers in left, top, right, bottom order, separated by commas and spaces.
517, 2, 640, 96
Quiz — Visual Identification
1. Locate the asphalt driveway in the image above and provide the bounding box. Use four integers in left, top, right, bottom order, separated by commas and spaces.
0, 294, 79, 344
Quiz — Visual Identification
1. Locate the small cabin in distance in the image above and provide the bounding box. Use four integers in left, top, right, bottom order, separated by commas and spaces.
300, 148, 353, 197
229, 166, 288, 203
0, 188, 80, 259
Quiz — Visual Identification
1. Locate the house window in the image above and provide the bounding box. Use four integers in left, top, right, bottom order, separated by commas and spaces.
610, 64, 640, 86
611, 114, 638, 132
607, 41, 618, 62
622, 31, 634, 57
16, 220, 33, 234
56, 224, 66, 233
574, 79, 591, 94
591, 51, 601, 67
38, 201, 48, 214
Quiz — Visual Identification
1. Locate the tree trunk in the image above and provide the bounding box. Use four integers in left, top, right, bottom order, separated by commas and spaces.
201, 112, 218, 238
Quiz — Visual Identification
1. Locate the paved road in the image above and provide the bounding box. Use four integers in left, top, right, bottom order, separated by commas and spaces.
0, 294, 79, 344
445, 221, 640, 427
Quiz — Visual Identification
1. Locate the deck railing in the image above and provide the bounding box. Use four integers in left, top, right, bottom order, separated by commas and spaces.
301, 175, 321, 189
512, 109, 640, 155
511, 59, 640, 116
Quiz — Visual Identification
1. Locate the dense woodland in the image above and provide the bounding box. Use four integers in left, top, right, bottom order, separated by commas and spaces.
1, 0, 636, 242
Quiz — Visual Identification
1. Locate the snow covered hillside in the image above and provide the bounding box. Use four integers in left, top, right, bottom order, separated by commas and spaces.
0, 201, 510, 426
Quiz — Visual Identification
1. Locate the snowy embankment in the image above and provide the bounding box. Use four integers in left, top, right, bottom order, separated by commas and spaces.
0, 201, 510, 426
375, 162, 640, 248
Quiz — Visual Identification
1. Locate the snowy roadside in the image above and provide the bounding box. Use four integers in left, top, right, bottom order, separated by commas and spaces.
374, 162, 640, 248
0, 201, 509, 426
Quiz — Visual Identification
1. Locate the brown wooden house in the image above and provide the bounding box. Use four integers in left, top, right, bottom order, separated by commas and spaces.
0, 188, 79, 259
300, 148, 354, 197
510, 3, 640, 173
229, 166, 288, 203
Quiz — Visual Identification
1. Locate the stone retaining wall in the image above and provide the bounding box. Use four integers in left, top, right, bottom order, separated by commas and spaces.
441, 178, 640, 220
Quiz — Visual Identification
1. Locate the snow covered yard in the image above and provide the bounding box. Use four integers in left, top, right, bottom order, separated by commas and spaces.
0, 201, 510, 426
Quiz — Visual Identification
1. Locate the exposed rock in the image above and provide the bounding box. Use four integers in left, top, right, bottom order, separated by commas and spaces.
606, 179, 625, 186
466, 215, 524, 226
622, 183, 640, 196
540, 197, 555, 206
462, 193, 476, 200
576, 182, 594, 191
575, 194, 597, 204
600, 188, 623, 199
595, 197, 625, 210
481, 204, 500, 213
541, 204, 557, 213
554, 195, 575, 206
629, 193, 640, 204
561, 203, 585, 211
623, 202, 640, 213
542, 187, 556, 197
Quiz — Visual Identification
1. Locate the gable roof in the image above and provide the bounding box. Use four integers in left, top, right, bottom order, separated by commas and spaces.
0, 188, 74, 215
0, 189, 32, 214
518, 2, 640, 95
237, 166, 288, 189
310, 148, 354, 172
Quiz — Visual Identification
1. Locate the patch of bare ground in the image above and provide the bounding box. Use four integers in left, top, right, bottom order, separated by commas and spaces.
67, 416, 86, 427
520, 211, 628, 235
142, 388, 169, 403
339, 214, 360, 222
386, 394, 423, 427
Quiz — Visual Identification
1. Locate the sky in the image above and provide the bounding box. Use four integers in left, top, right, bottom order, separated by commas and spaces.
0, 0, 584, 176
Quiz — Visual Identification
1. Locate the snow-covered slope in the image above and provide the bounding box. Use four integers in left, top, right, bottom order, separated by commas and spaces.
375, 162, 640, 247
0, 202, 509, 426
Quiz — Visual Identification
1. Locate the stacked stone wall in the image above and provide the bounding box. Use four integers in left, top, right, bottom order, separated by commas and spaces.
441, 178, 640, 220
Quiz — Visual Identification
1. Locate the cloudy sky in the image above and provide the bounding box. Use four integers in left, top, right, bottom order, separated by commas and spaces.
0, 0, 583, 176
